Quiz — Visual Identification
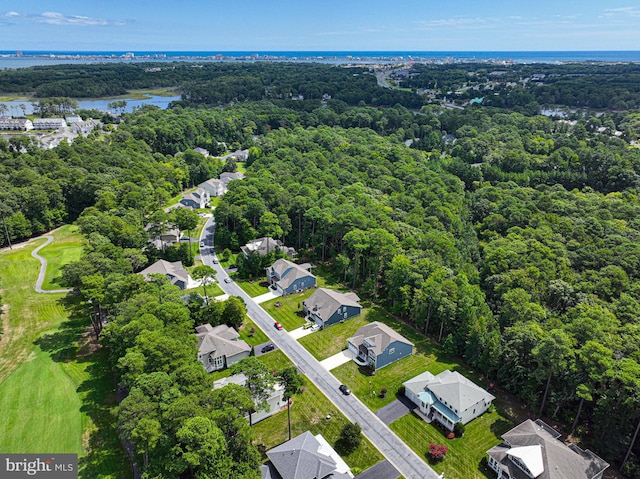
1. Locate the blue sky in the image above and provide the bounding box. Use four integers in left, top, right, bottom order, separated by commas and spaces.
1, 1, 640, 51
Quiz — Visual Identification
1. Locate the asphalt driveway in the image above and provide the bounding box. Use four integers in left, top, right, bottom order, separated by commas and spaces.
355, 460, 401, 479
375, 395, 416, 425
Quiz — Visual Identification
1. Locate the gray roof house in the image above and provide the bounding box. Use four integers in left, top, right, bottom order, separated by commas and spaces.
302, 288, 361, 328
263, 431, 352, 479
404, 370, 494, 431
198, 178, 227, 197
0, 118, 34, 131
487, 419, 609, 479
214, 373, 286, 423
196, 324, 252, 373
242, 237, 296, 259
219, 171, 246, 185
347, 322, 413, 370
139, 259, 190, 290
32, 118, 67, 130
193, 147, 210, 157
179, 187, 210, 209
266, 259, 316, 296
145, 224, 181, 250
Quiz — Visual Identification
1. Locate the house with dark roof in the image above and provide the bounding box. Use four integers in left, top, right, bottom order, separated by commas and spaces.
179, 188, 210, 209
214, 373, 286, 423
265, 259, 316, 295
347, 321, 413, 370
404, 370, 494, 431
302, 288, 361, 328
262, 431, 352, 479
487, 419, 609, 479
196, 324, 252, 372
241, 237, 296, 259
198, 178, 227, 197
139, 259, 190, 290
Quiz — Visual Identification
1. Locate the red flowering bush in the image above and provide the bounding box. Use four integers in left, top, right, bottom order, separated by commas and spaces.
428, 443, 448, 462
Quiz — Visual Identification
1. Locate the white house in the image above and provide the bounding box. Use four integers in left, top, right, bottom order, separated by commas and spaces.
179, 188, 210, 209
32, 118, 67, 130
214, 373, 285, 423
0, 118, 33, 131
198, 178, 227, 197
404, 370, 494, 431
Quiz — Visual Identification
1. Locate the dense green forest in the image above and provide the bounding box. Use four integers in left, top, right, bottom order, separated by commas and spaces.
3, 61, 640, 478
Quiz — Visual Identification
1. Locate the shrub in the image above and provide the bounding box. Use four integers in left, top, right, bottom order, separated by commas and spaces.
380, 387, 388, 398
454, 421, 465, 437
428, 443, 448, 462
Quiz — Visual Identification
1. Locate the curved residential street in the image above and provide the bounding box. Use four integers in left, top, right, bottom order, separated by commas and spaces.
31, 235, 74, 294
200, 216, 439, 479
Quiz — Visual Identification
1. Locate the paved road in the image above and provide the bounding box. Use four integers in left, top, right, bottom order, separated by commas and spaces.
31, 236, 74, 294
200, 216, 439, 479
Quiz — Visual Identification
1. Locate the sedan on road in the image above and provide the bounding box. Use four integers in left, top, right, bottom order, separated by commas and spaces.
339, 384, 351, 395
223, 277, 232, 283
274, 321, 283, 330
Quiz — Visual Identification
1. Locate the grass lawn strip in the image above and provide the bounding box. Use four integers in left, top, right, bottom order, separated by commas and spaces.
235, 279, 270, 298
238, 318, 269, 346
252, 376, 383, 475
298, 315, 370, 361
390, 408, 513, 479
261, 290, 314, 331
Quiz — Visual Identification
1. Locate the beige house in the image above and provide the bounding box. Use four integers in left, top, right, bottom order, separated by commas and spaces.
196, 324, 252, 372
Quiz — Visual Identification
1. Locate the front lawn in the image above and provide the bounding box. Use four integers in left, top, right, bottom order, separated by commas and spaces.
298, 316, 370, 361
182, 282, 225, 299
238, 319, 269, 346
261, 290, 315, 331
258, 349, 292, 372
252, 377, 383, 475
390, 409, 513, 479
236, 279, 270, 298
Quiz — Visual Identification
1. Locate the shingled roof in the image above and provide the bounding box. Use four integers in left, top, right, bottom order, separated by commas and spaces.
348, 321, 413, 356
303, 288, 360, 323
196, 324, 252, 358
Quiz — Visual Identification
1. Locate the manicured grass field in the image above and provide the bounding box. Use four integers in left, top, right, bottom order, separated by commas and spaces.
182, 282, 225, 299
298, 315, 370, 361
390, 409, 513, 479
40, 225, 84, 289
258, 349, 293, 372
252, 377, 384, 475
238, 318, 269, 346
236, 279, 270, 297
261, 290, 314, 331
0, 229, 130, 478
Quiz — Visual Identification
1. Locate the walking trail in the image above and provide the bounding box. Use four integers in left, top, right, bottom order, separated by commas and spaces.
30, 235, 73, 294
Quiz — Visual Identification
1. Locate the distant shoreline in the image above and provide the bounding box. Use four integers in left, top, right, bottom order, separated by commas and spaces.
2, 50, 640, 68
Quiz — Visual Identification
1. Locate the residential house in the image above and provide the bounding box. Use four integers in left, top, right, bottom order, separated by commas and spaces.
198, 178, 227, 197
193, 147, 210, 157
403, 369, 494, 431
302, 288, 361, 328
139, 259, 190, 290
262, 431, 353, 479
196, 324, 252, 373
265, 259, 316, 295
241, 237, 296, 259
347, 321, 413, 370
219, 171, 246, 185
487, 419, 609, 479
32, 118, 67, 130
0, 118, 34, 131
65, 114, 82, 124
179, 187, 210, 209
145, 223, 181, 250
221, 149, 249, 162
214, 373, 285, 423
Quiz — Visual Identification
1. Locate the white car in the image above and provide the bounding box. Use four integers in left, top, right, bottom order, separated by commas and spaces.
224, 277, 232, 284
200, 241, 205, 247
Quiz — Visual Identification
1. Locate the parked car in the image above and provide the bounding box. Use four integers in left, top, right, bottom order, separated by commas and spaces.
274, 321, 283, 330
261, 343, 275, 353
310, 324, 321, 332
339, 384, 351, 395
224, 277, 232, 283
200, 241, 205, 247
212, 259, 219, 264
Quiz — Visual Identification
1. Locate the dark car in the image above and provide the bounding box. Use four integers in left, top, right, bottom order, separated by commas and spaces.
261, 343, 275, 353
339, 384, 351, 395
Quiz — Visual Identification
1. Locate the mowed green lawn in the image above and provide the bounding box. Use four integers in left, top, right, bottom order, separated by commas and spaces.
262, 290, 313, 331
252, 377, 384, 475
299, 315, 370, 361
40, 225, 84, 290
236, 279, 270, 297
0, 228, 130, 478
390, 409, 513, 479
0, 346, 82, 452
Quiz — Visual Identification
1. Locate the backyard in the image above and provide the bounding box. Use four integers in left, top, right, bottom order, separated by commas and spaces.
252, 377, 385, 475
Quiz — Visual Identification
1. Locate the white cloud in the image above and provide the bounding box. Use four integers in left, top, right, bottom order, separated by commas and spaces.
602, 6, 640, 17
2, 11, 126, 26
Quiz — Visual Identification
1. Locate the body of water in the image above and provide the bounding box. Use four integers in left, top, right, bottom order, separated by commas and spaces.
1, 50, 640, 69
0, 95, 181, 115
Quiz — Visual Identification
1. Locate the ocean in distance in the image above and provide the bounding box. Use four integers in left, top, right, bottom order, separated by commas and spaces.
2, 50, 640, 68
